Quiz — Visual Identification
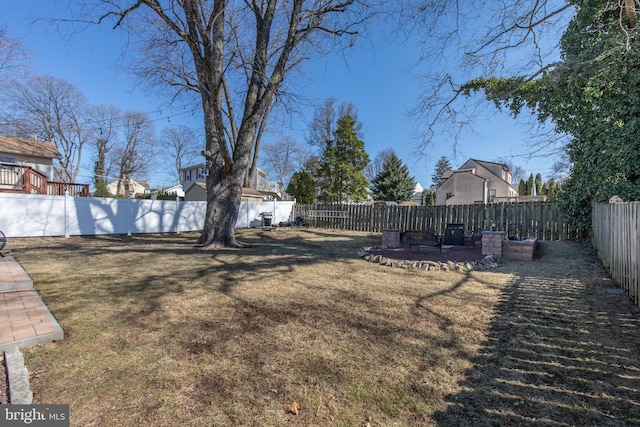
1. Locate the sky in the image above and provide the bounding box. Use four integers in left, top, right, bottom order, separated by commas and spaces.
1, 1, 564, 190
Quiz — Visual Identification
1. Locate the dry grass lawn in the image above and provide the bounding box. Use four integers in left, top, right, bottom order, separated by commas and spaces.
7, 228, 640, 426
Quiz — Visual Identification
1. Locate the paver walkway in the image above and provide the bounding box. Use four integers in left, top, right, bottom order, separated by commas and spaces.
0, 256, 63, 351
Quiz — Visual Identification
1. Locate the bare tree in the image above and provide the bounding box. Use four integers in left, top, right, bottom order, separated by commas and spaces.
307, 97, 363, 151
401, 0, 574, 152
498, 159, 525, 185
2, 75, 90, 183
112, 111, 155, 197
261, 135, 303, 195
0, 26, 29, 79
160, 125, 201, 185
364, 148, 394, 182
89, 0, 372, 247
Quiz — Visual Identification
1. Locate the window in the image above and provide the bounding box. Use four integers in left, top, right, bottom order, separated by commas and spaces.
446, 192, 453, 199
0, 155, 17, 164
489, 189, 496, 202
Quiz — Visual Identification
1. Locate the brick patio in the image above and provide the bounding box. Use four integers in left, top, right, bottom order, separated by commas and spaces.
0, 256, 63, 351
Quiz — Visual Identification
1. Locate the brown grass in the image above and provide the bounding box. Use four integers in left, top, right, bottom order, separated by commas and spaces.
7, 229, 640, 426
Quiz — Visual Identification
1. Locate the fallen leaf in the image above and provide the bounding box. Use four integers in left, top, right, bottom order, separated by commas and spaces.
284, 402, 300, 415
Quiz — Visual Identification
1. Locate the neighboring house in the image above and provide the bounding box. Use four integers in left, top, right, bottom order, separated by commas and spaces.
180, 163, 209, 190
0, 135, 89, 196
180, 163, 281, 201
184, 182, 264, 202
435, 159, 519, 206
106, 178, 151, 198
156, 184, 185, 200
0, 135, 60, 180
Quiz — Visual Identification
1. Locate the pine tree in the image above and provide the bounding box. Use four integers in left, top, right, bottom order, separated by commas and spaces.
534, 173, 543, 196
546, 178, 560, 202
526, 173, 534, 196
286, 171, 316, 204
518, 178, 527, 196
422, 189, 436, 206
370, 152, 416, 201
432, 156, 452, 186
317, 114, 370, 203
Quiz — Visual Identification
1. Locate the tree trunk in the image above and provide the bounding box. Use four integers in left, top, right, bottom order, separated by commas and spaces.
197, 170, 244, 247
196, 92, 256, 248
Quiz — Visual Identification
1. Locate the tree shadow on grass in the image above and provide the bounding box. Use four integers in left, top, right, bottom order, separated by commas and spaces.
434, 241, 640, 426
89, 228, 373, 325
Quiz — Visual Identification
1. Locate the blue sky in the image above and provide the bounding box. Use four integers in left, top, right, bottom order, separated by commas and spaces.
2, 1, 563, 189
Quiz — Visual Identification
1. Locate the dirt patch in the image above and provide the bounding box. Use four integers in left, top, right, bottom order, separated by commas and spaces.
367, 243, 484, 263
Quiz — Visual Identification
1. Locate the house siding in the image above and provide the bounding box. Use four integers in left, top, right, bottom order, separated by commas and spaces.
12, 156, 56, 181
436, 159, 518, 206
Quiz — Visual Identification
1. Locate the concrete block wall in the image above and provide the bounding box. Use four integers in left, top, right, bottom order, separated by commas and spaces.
503, 239, 537, 261
481, 231, 506, 259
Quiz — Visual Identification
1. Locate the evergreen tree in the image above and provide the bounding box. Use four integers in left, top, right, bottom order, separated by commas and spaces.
526, 173, 534, 196
370, 152, 416, 201
518, 178, 527, 196
317, 114, 370, 203
422, 189, 436, 206
534, 173, 543, 196
93, 152, 110, 197
546, 178, 560, 202
286, 171, 315, 204
431, 156, 452, 186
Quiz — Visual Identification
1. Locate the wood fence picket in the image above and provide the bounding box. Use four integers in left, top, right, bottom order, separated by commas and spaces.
294, 201, 580, 241
592, 202, 640, 306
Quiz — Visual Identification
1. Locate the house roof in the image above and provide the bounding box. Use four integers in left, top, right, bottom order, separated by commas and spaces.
180, 163, 206, 171
159, 184, 183, 192
469, 159, 510, 171
0, 135, 61, 159
106, 179, 151, 192
242, 187, 264, 197
464, 159, 511, 181
459, 159, 516, 189
435, 167, 487, 191
185, 182, 206, 193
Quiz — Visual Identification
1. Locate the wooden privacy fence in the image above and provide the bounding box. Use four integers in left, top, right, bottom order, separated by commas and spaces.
592, 202, 640, 306
294, 202, 581, 241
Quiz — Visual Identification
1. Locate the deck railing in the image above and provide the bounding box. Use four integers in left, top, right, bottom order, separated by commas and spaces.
0, 162, 89, 197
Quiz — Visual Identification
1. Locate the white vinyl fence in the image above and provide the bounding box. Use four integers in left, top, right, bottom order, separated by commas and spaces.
0, 193, 295, 238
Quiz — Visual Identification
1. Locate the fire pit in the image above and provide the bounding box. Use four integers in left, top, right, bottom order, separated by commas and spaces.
365, 243, 484, 264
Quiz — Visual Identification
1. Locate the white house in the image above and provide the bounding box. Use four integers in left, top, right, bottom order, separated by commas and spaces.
157, 184, 185, 199
106, 178, 151, 198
